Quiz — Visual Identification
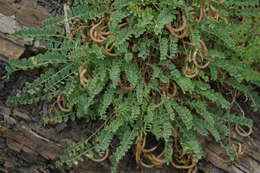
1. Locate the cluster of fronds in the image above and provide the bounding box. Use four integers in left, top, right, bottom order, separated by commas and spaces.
6, 0, 260, 172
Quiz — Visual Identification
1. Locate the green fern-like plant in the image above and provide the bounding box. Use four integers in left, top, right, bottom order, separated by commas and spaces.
6, 0, 259, 172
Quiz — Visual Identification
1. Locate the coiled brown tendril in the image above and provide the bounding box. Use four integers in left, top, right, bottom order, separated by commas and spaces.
160, 82, 177, 99
232, 143, 244, 160
87, 149, 109, 162
166, 82, 177, 99
172, 128, 178, 138
166, 15, 189, 38
234, 101, 253, 137
203, 5, 221, 20
211, 0, 225, 4
136, 133, 158, 153
153, 93, 165, 108
139, 156, 155, 168
192, 49, 210, 69
135, 131, 198, 170
183, 40, 209, 76
119, 80, 135, 91
79, 66, 90, 88
89, 19, 112, 43
170, 139, 197, 169
188, 165, 198, 173
195, 8, 204, 23
153, 82, 177, 108
171, 159, 196, 169
56, 95, 71, 112
195, 1, 222, 23
142, 152, 165, 167
182, 62, 198, 78
149, 153, 166, 165
104, 43, 117, 56
135, 133, 163, 168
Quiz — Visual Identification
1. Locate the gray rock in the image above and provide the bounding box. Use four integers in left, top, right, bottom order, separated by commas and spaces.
0, 13, 22, 34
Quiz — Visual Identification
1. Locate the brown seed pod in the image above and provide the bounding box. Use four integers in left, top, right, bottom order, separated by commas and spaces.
119, 80, 135, 91
211, 0, 225, 4
166, 15, 189, 38
192, 50, 210, 69
149, 152, 166, 165
234, 101, 253, 137
166, 82, 177, 99
136, 133, 158, 153
89, 19, 112, 44
182, 63, 198, 78
88, 149, 109, 162
171, 161, 197, 169
166, 24, 189, 38
195, 8, 204, 23
203, 5, 221, 20
188, 165, 198, 173
89, 20, 106, 43
79, 67, 89, 87
139, 158, 155, 168
56, 95, 71, 112
170, 15, 188, 32
153, 99, 164, 108
104, 43, 117, 56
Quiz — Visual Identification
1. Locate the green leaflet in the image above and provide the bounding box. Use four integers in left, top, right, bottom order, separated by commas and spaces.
98, 87, 115, 119
171, 101, 193, 130
154, 8, 174, 35
110, 128, 138, 173
123, 63, 139, 86
222, 114, 253, 127
7, 51, 68, 73
159, 38, 168, 60
195, 81, 231, 109
109, 61, 121, 88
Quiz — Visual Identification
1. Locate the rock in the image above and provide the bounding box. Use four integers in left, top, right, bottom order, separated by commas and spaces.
0, 32, 34, 48
4, 161, 13, 168
0, 0, 52, 51
3, 115, 16, 127
13, 109, 31, 121
0, 0, 51, 28
0, 105, 11, 116
0, 36, 25, 59
0, 13, 22, 34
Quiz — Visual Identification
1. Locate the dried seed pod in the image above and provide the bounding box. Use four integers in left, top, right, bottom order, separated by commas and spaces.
57, 95, 71, 112
182, 63, 198, 78
192, 50, 210, 69
166, 15, 189, 38
88, 149, 109, 162
171, 161, 197, 169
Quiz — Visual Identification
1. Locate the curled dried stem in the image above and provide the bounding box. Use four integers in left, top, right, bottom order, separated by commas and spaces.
171, 161, 197, 169
232, 143, 244, 159
166, 15, 189, 38
57, 95, 71, 112
104, 43, 117, 56
88, 149, 109, 162
211, 0, 225, 4
166, 82, 177, 99
119, 80, 135, 91
79, 67, 89, 87
89, 19, 112, 44
182, 63, 198, 78
234, 101, 253, 137
192, 49, 210, 69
